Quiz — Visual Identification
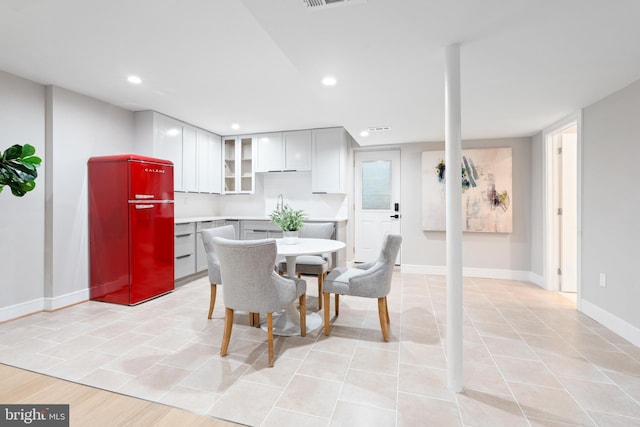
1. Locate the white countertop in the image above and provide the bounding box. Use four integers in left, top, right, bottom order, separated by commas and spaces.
175, 216, 348, 224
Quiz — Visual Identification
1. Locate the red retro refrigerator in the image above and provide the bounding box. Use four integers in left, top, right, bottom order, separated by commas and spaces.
88, 154, 174, 305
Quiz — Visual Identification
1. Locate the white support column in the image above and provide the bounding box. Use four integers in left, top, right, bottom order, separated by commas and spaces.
445, 43, 463, 393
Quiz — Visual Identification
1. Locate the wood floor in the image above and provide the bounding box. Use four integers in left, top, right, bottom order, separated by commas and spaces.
0, 364, 240, 427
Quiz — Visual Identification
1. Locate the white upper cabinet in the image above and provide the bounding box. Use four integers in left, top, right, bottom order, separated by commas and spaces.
283, 130, 311, 171
197, 130, 222, 194
223, 136, 255, 194
134, 111, 222, 194
255, 133, 283, 172
255, 130, 311, 172
223, 137, 237, 193
196, 130, 210, 193
209, 134, 222, 193
311, 127, 349, 194
135, 111, 184, 191
182, 126, 197, 192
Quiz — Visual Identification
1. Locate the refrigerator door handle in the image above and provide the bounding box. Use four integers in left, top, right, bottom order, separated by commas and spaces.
135, 194, 155, 199
135, 204, 155, 210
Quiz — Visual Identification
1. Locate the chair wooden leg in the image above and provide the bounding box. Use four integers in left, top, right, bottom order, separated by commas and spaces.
297, 272, 302, 279
249, 312, 260, 327
267, 312, 274, 367
335, 294, 339, 316
378, 297, 390, 342
208, 284, 217, 319
221, 307, 234, 356
317, 273, 324, 310
385, 297, 390, 324
299, 294, 306, 337
323, 292, 331, 336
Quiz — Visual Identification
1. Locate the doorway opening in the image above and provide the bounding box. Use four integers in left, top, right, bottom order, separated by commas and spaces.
544, 114, 580, 299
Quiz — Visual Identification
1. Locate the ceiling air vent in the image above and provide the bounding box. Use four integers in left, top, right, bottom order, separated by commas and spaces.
368, 126, 392, 132
302, 0, 366, 10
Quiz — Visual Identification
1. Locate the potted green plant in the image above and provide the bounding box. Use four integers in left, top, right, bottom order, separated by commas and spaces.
0, 144, 42, 197
269, 204, 307, 244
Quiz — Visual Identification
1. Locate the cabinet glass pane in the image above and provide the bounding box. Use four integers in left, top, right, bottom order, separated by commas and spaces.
224, 138, 236, 192
240, 137, 253, 192
362, 160, 391, 210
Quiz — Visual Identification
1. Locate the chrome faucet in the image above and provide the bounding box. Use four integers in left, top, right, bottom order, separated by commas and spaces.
276, 194, 284, 211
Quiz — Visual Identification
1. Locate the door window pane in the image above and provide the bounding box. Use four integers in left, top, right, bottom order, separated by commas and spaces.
362, 160, 391, 210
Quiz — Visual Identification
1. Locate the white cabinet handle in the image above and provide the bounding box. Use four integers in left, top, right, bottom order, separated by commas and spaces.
135, 194, 154, 199
135, 204, 154, 209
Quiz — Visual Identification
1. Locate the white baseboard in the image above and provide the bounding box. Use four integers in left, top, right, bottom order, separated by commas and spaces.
528, 272, 545, 289
0, 289, 89, 323
44, 288, 89, 311
580, 299, 640, 347
401, 264, 535, 283
401, 264, 446, 275
0, 298, 45, 323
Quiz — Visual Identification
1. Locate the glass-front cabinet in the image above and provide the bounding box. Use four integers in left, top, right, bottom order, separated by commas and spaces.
223, 136, 255, 194
223, 137, 236, 193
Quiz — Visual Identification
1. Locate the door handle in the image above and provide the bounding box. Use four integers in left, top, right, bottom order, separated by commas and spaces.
135, 194, 154, 199
135, 204, 154, 209
390, 214, 400, 219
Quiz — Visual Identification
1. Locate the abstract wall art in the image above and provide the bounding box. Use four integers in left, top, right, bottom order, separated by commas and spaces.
421, 147, 513, 233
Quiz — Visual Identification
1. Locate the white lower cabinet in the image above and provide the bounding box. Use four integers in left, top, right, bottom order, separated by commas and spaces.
176, 219, 342, 280
176, 220, 236, 281
174, 222, 196, 279
196, 220, 227, 272
240, 220, 283, 240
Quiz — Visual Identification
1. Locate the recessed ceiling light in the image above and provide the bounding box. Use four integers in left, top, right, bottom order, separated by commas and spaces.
360, 130, 369, 137
127, 75, 142, 85
231, 123, 240, 130
322, 76, 337, 86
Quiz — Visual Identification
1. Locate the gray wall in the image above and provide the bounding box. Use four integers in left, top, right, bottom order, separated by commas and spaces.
400, 137, 532, 275
46, 86, 135, 300
0, 71, 45, 310
530, 131, 544, 278
581, 79, 640, 331
2, 66, 639, 342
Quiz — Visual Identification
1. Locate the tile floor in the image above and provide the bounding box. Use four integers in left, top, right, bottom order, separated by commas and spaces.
1, 273, 639, 426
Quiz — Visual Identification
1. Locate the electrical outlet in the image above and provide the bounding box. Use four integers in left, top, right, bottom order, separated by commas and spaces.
599, 273, 607, 288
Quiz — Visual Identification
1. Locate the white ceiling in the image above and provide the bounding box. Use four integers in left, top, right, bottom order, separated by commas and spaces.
1, 0, 640, 146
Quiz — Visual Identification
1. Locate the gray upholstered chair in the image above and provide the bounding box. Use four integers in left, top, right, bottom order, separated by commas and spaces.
277, 222, 335, 309
213, 237, 307, 367
201, 225, 236, 319
322, 234, 402, 342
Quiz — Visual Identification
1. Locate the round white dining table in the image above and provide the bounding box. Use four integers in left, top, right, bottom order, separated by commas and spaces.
269, 237, 345, 336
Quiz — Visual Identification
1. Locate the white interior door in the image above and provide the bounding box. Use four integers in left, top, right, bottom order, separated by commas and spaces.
354, 150, 401, 263
549, 123, 578, 293
560, 131, 578, 292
